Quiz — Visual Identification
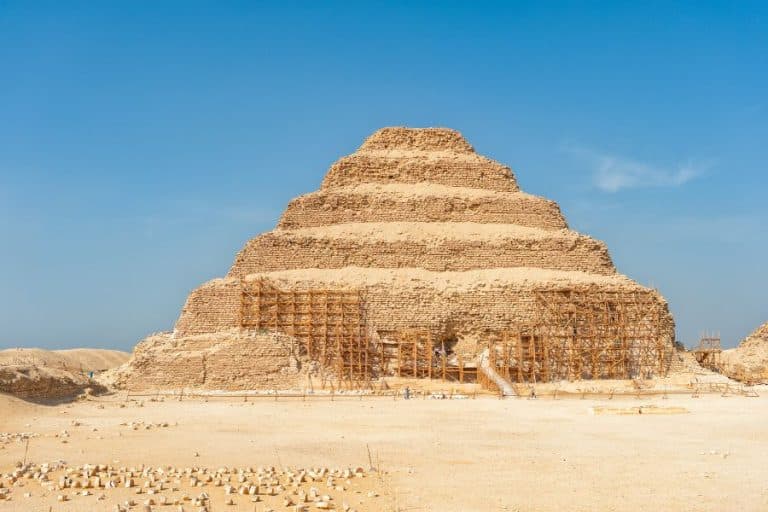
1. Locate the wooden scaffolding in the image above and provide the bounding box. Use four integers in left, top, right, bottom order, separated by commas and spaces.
238, 280, 672, 388
377, 329, 477, 383
240, 278, 373, 388
693, 334, 722, 371
485, 287, 672, 383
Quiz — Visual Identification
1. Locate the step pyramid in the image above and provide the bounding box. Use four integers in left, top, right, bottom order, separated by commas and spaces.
120, 127, 675, 390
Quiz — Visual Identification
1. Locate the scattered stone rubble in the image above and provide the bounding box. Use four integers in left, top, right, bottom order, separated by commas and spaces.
118, 420, 175, 431
0, 432, 39, 446
0, 460, 381, 510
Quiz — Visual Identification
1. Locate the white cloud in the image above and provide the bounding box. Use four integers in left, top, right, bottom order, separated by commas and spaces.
563, 143, 711, 192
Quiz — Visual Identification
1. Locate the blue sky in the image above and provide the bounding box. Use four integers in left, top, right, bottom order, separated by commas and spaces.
1, 1, 765, 351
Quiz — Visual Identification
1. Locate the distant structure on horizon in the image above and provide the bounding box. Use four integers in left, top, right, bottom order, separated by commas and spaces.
117, 127, 676, 391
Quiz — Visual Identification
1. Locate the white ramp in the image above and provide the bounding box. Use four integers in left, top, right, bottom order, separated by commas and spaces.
478, 348, 516, 397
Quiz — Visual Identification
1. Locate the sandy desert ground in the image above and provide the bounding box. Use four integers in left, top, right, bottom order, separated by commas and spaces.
1, 390, 767, 512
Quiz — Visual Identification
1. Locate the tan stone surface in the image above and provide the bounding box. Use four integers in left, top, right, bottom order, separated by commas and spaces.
358, 126, 476, 152
172, 278, 241, 337
322, 127, 518, 191
112, 329, 307, 391
229, 222, 615, 276
174, 269, 667, 351
279, 183, 568, 229
722, 321, 768, 382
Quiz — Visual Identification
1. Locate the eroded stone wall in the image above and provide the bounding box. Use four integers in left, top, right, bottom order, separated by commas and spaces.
117, 330, 305, 391
0, 366, 97, 402
228, 230, 615, 277
321, 153, 519, 192
174, 273, 674, 364
358, 127, 476, 153
174, 278, 241, 336
278, 188, 568, 230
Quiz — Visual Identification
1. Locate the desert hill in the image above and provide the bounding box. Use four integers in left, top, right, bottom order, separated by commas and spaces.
0, 347, 129, 370
0, 348, 129, 402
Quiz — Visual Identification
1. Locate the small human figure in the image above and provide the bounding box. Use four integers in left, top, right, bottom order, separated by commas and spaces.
403, 387, 411, 400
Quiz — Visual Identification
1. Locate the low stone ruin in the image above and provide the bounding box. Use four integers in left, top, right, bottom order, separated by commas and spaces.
722, 321, 768, 383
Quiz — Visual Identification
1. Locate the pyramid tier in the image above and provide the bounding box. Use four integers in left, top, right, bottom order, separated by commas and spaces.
321, 149, 518, 192
359, 127, 476, 153
175, 268, 671, 356
228, 222, 615, 277
278, 184, 567, 230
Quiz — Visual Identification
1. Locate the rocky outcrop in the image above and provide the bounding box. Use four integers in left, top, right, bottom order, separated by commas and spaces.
721, 322, 768, 383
